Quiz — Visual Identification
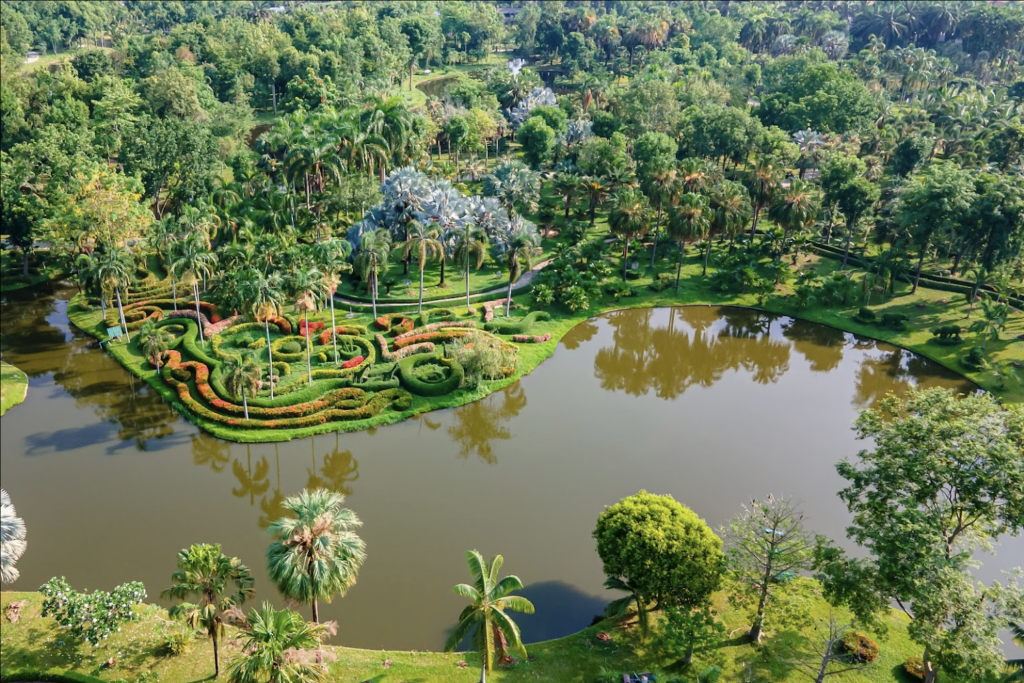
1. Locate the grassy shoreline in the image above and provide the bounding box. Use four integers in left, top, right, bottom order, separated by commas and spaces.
0, 361, 29, 416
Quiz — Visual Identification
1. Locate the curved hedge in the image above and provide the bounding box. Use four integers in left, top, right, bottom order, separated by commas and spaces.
1, 668, 104, 683
484, 310, 551, 335
271, 335, 309, 362
397, 354, 465, 396
375, 314, 414, 336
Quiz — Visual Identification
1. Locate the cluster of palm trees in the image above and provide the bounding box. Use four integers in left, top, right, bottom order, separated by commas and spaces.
163, 489, 533, 683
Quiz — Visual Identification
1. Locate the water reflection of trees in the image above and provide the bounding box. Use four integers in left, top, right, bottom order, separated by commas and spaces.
593, 307, 792, 399
446, 383, 528, 464
232, 445, 270, 505
781, 319, 847, 373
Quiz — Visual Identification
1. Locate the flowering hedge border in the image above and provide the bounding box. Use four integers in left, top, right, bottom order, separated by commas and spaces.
376, 334, 436, 362
318, 325, 369, 345
375, 314, 415, 336
481, 298, 512, 322
271, 335, 310, 362
511, 333, 552, 343
257, 316, 293, 335
393, 329, 473, 349
298, 320, 326, 338
395, 320, 477, 342
205, 315, 243, 336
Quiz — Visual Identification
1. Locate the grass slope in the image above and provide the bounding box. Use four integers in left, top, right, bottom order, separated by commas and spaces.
0, 361, 28, 416
2, 579, 947, 683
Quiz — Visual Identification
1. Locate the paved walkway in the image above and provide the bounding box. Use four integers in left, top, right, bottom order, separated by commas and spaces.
333, 258, 552, 310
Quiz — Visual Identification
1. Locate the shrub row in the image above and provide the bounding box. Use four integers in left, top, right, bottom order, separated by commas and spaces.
484, 311, 551, 335
481, 298, 511, 322
396, 320, 477, 341
376, 334, 436, 362
298, 320, 326, 338
257, 315, 293, 334
317, 325, 368, 344
512, 333, 552, 343
375, 314, 415, 336
393, 329, 472, 349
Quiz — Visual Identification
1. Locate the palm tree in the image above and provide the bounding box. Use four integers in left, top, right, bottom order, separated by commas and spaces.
969, 299, 1009, 350
163, 544, 256, 678
708, 181, 753, 276
96, 246, 136, 342
402, 221, 444, 314
361, 96, 413, 176
483, 161, 540, 219
241, 271, 283, 400
602, 576, 651, 638
444, 550, 536, 682
666, 193, 711, 291
172, 233, 217, 347
0, 489, 27, 586
642, 165, 680, 270
309, 239, 353, 364
227, 603, 328, 683
355, 229, 392, 320
553, 172, 581, 220
266, 488, 366, 625
746, 158, 783, 239
223, 352, 263, 420
137, 321, 173, 371
289, 268, 323, 386
768, 179, 819, 263
495, 220, 541, 317
582, 176, 609, 226
1005, 621, 1023, 682
793, 129, 826, 179
453, 222, 489, 313
608, 187, 650, 282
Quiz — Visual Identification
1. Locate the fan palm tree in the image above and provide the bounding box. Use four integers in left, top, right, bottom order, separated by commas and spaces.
768, 179, 819, 262
582, 176, 609, 226
137, 321, 174, 371
163, 544, 256, 678
96, 246, 136, 342
0, 489, 27, 585
309, 239, 353, 364
453, 223, 489, 313
444, 550, 536, 682
222, 352, 263, 420
289, 267, 323, 386
746, 158, 783, 239
240, 271, 283, 399
227, 602, 328, 683
172, 233, 218, 347
642, 165, 680, 269
355, 229, 392, 320
609, 187, 651, 282
496, 220, 541, 317
403, 221, 444, 314
667, 193, 711, 291
708, 181, 753, 276
266, 488, 366, 625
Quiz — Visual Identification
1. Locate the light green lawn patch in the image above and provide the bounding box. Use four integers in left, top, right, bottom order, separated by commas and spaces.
0, 361, 28, 416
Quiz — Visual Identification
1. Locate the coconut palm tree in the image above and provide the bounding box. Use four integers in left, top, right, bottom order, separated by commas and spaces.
222, 352, 263, 421
609, 187, 651, 282
266, 488, 366, 625
402, 221, 444, 314
553, 172, 581, 220
137, 321, 174, 371
163, 544, 256, 678
708, 181, 753, 276
444, 550, 536, 682
240, 271, 283, 399
746, 158, 783, 239
768, 179, 819, 262
227, 602, 328, 683
96, 246, 136, 342
289, 267, 323, 386
172, 233, 218, 347
495, 219, 541, 317
309, 239, 353, 364
0, 489, 27, 585
355, 229, 392, 320
453, 223, 489, 313
642, 165, 680, 269
667, 193, 711, 291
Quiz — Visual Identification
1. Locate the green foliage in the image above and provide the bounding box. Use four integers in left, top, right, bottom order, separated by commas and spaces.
160, 628, 198, 657
398, 354, 465, 396
839, 631, 880, 663
39, 577, 146, 647
226, 603, 327, 683
594, 491, 724, 638
653, 604, 726, 667
483, 310, 551, 335
930, 325, 963, 346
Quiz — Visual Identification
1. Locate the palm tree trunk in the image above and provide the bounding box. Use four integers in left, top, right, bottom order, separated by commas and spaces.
913, 246, 926, 294
371, 269, 378, 320
439, 255, 447, 287
841, 220, 855, 270
242, 390, 249, 420
304, 311, 312, 386
212, 632, 220, 677
650, 204, 662, 269
622, 240, 629, 282
750, 200, 762, 239
465, 258, 472, 313
506, 278, 513, 317
702, 237, 712, 277
116, 287, 131, 342
265, 320, 275, 399
329, 294, 338, 363
311, 597, 319, 624
418, 266, 425, 314
194, 283, 205, 347
171, 276, 178, 311
675, 242, 685, 292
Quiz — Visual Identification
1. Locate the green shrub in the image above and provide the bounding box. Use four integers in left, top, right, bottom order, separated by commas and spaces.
961, 345, 986, 370
430, 308, 457, 321
281, 341, 302, 354
853, 307, 876, 324
839, 631, 879, 663
903, 656, 925, 680
484, 311, 551, 335
317, 352, 328, 363
880, 312, 909, 330
272, 362, 291, 377
605, 281, 637, 300
161, 628, 197, 657
247, 337, 267, 350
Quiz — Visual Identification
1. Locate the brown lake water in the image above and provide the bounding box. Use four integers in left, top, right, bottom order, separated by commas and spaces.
2, 285, 1019, 652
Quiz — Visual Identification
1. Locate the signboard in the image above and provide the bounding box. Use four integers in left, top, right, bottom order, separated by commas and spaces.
107, 326, 124, 340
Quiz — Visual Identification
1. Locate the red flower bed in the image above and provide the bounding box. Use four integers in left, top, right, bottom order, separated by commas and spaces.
257, 316, 292, 334
375, 314, 414, 336
299, 320, 326, 338
318, 326, 366, 345
341, 355, 365, 369
511, 333, 551, 343
393, 329, 471, 349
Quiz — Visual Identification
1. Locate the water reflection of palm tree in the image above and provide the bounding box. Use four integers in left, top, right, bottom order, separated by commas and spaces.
232, 445, 270, 506
320, 434, 359, 496
781, 319, 847, 373
447, 383, 528, 464
853, 348, 915, 409
192, 434, 230, 473
258, 445, 285, 530
560, 319, 599, 350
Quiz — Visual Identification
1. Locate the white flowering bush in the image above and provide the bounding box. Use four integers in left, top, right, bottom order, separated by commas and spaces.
40, 576, 147, 646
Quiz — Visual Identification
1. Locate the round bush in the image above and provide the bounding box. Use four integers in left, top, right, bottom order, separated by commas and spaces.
398, 354, 464, 397
281, 340, 302, 354
903, 656, 925, 680
839, 631, 879, 663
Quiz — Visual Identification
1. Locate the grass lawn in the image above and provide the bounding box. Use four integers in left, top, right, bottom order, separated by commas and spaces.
1, 578, 956, 683
397, 54, 505, 109
0, 361, 28, 416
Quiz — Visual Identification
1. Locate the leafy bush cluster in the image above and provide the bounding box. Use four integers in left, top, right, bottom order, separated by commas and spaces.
838, 630, 879, 663
40, 577, 147, 646
534, 241, 611, 312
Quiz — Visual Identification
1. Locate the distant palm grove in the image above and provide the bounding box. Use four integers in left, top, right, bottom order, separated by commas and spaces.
0, 1, 1023, 683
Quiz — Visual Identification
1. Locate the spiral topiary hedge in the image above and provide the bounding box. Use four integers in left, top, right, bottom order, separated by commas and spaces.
397, 354, 465, 396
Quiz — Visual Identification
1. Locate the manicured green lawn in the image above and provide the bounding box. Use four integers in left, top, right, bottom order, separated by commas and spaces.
2, 579, 951, 683
0, 361, 28, 416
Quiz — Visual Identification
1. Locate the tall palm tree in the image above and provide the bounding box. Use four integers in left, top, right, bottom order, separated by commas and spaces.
667, 193, 711, 291
444, 550, 536, 682
96, 246, 136, 342
708, 181, 753, 276
289, 268, 323, 386
402, 221, 444, 314
355, 229, 392, 320
453, 222, 489, 313
266, 488, 366, 625
0, 489, 27, 586
137, 321, 173, 371
309, 239, 353, 364
768, 179, 819, 262
553, 172, 581, 220
241, 271, 283, 400
496, 220, 541, 317
361, 96, 413, 177
582, 176, 609, 226
746, 158, 783, 239
608, 187, 651, 282
172, 233, 218, 347
227, 603, 327, 683
163, 544, 256, 678
642, 165, 680, 269
223, 352, 263, 420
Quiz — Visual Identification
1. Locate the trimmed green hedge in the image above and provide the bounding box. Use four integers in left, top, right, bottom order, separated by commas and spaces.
397, 354, 465, 396
484, 310, 551, 335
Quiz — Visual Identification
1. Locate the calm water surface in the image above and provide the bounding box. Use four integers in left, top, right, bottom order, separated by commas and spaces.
2, 286, 1018, 651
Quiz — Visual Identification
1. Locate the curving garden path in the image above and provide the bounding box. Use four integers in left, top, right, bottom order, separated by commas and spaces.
333, 258, 553, 309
